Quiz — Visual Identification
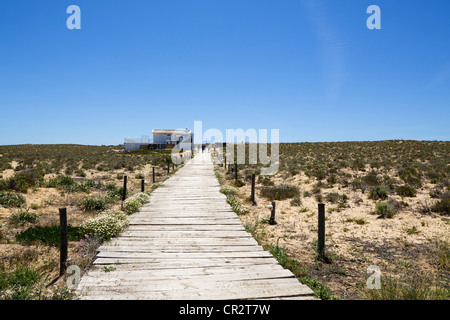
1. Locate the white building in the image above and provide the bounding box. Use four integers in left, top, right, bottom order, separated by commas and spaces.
152, 129, 192, 145
124, 129, 192, 151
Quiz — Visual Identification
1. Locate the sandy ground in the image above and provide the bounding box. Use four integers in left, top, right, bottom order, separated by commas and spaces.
1, 152, 448, 299
0, 162, 174, 296
221, 168, 449, 299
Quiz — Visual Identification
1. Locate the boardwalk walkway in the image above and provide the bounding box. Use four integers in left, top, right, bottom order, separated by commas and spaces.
78, 151, 315, 300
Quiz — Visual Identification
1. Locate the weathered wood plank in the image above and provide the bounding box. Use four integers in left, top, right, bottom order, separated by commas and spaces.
95, 250, 273, 259
85, 263, 291, 277
78, 152, 315, 300
119, 231, 253, 238
103, 237, 260, 246
92, 257, 280, 267
79, 278, 314, 300
98, 245, 264, 252
80, 268, 295, 285
129, 218, 243, 224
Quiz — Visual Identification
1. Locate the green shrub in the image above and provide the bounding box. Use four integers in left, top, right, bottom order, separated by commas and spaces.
0, 265, 42, 298
311, 184, 321, 194
325, 192, 340, 204
345, 217, 366, 225
362, 171, 381, 187
326, 175, 337, 185
46, 175, 95, 193
0, 170, 43, 193
234, 179, 245, 188
106, 183, 121, 198
398, 166, 423, 188
395, 185, 417, 197
133, 192, 151, 205
81, 210, 129, 240
46, 175, 75, 189
312, 168, 327, 180
351, 178, 363, 190
9, 208, 39, 226
432, 195, 450, 215
375, 201, 396, 218
220, 186, 238, 196
226, 195, 248, 215
339, 193, 349, 203
260, 184, 300, 201
290, 196, 302, 207
315, 194, 323, 203
15, 225, 84, 247
79, 196, 107, 212
122, 192, 150, 214
368, 186, 388, 200
259, 176, 274, 186
0, 192, 26, 208
76, 169, 87, 177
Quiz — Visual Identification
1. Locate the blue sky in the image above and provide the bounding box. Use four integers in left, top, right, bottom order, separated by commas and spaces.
0, 0, 449, 145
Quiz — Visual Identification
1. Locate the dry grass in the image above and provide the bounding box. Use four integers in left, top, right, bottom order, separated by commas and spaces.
0, 144, 180, 299
214, 141, 450, 300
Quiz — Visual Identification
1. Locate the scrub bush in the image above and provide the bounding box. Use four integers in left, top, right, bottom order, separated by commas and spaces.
81, 210, 129, 240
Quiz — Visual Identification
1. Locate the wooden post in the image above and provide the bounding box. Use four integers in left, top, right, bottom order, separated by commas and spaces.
152, 167, 155, 184
122, 176, 127, 201
167, 161, 170, 174
318, 203, 325, 259
141, 179, 145, 192
269, 201, 277, 225
250, 173, 256, 206
234, 163, 238, 182
59, 208, 68, 276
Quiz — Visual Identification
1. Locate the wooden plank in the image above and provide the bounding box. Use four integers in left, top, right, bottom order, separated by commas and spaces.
125, 225, 246, 231
79, 278, 314, 300
78, 152, 316, 300
95, 251, 273, 259
104, 237, 260, 246
129, 218, 242, 224
119, 231, 253, 238
92, 257, 280, 267
80, 268, 295, 285
86, 263, 290, 277
98, 245, 264, 252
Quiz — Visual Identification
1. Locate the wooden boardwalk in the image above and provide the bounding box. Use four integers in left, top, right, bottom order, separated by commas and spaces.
78, 151, 315, 300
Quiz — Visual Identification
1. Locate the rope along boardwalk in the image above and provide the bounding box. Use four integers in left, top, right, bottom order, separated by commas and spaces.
78, 151, 315, 300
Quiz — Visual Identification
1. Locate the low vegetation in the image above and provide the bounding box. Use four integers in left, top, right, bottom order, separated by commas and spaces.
213, 140, 450, 300
260, 184, 300, 201
80, 210, 129, 240
0, 192, 26, 208
15, 225, 84, 247
0, 144, 179, 299
220, 186, 249, 215
122, 192, 151, 214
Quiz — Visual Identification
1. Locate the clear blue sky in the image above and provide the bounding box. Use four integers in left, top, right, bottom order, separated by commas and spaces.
0, 0, 449, 145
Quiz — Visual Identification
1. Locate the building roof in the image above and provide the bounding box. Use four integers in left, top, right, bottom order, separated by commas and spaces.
152, 129, 191, 134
